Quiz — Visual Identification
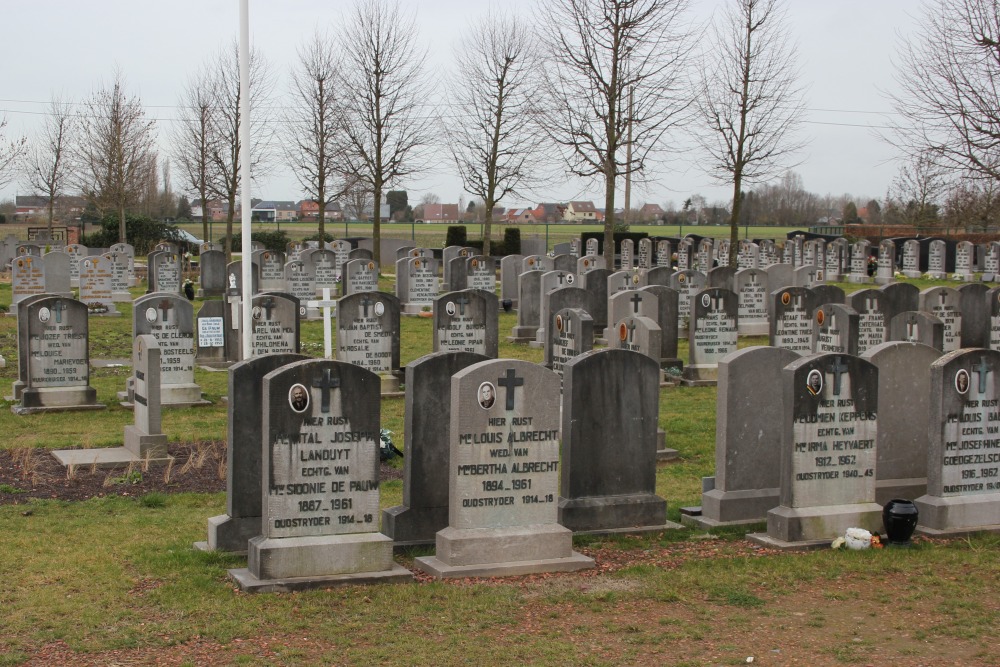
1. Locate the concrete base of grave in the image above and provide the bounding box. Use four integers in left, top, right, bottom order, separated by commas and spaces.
902, 271, 923, 279
738, 322, 770, 336
507, 326, 538, 343
381, 504, 448, 547
683, 487, 780, 528
874, 276, 895, 286
90, 358, 130, 368
402, 304, 433, 316
7, 379, 26, 402
656, 428, 678, 461
953, 273, 974, 282
745, 532, 838, 551
14, 387, 105, 414
875, 478, 927, 506
927, 272, 946, 280
558, 493, 669, 533
51, 446, 172, 470
120, 384, 211, 408
124, 425, 169, 460
236, 532, 410, 589
196, 513, 262, 555
414, 524, 595, 579
914, 492, 1000, 535
87, 306, 122, 317
847, 275, 872, 284
760, 502, 883, 545
196, 358, 232, 370
380, 374, 404, 398
681, 365, 718, 387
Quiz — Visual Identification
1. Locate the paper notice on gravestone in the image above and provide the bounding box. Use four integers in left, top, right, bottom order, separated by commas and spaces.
199, 317, 225, 348
263, 362, 380, 539
787, 356, 877, 508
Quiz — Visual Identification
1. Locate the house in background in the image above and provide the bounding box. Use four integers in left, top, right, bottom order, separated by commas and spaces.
564, 201, 596, 223
531, 202, 566, 223
191, 199, 230, 222
14, 195, 86, 222
251, 200, 297, 222
423, 203, 460, 222
298, 200, 344, 221
639, 203, 665, 222
506, 208, 537, 223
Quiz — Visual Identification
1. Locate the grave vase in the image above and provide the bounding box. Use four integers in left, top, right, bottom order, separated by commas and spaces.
882, 499, 918, 545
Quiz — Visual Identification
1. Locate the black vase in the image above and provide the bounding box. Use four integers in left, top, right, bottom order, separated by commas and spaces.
882, 499, 919, 545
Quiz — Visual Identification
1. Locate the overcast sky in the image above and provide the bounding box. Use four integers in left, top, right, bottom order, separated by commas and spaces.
2, 0, 921, 211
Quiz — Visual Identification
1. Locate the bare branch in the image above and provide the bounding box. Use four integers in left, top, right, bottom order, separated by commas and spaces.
0, 116, 27, 190
21, 97, 74, 235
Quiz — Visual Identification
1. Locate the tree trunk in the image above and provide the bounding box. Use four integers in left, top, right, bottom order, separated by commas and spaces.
373, 183, 382, 271
119, 198, 127, 244
604, 165, 616, 272
729, 176, 741, 268
483, 194, 494, 257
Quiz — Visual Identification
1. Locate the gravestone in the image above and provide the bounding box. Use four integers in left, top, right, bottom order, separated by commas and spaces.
919, 286, 962, 352
558, 349, 671, 533
41, 251, 71, 297
735, 269, 769, 335
401, 256, 440, 314
413, 359, 595, 578
552, 253, 576, 273
78, 255, 119, 316
522, 254, 555, 273
640, 285, 682, 371
765, 263, 793, 294
793, 265, 824, 288
668, 270, 707, 339
644, 265, 673, 287
927, 239, 947, 279
546, 307, 594, 374
202, 353, 307, 553
812, 284, 845, 308
717, 239, 731, 267
10, 255, 46, 312
284, 259, 316, 318
133, 293, 207, 405
683, 288, 738, 386
695, 238, 714, 272
536, 270, 578, 346
9, 293, 56, 401
862, 341, 941, 503
606, 268, 639, 299
848, 289, 889, 355
825, 242, 845, 282
812, 303, 859, 355
446, 256, 469, 292
230, 359, 413, 591
342, 259, 379, 296
676, 240, 693, 270
655, 240, 672, 267
586, 238, 599, 256
336, 291, 401, 393
65, 243, 86, 288
769, 286, 818, 356
954, 241, 974, 280
609, 316, 663, 371
328, 240, 352, 282
442, 246, 474, 290
150, 251, 182, 294
576, 255, 606, 274
305, 248, 339, 297
508, 269, 542, 342
958, 283, 990, 349
876, 239, 896, 285
466, 256, 496, 293
123, 335, 169, 459
707, 265, 737, 292
849, 240, 871, 283
879, 282, 919, 325
620, 239, 634, 270
15, 296, 103, 413
751, 354, 882, 547
382, 351, 488, 546
248, 293, 300, 359
582, 268, 610, 331
890, 310, 945, 350
225, 260, 260, 300
198, 249, 226, 298
737, 240, 759, 269
902, 239, 922, 278
914, 349, 1000, 535
105, 251, 132, 302
688, 346, 799, 528
984, 242, 1000, 282
195, 300, 229, 367
110, 242, 136, 286
499, 255, 524, 307
256, 250, 287, 293
433, 289, 499, 358
637, 238, 653, 269
606, 288, 656, 343
349, 246, 373, 262
991, 287, 1000, 351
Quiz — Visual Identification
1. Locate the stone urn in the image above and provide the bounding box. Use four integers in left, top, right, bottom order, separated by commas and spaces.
882, 499, 919, 545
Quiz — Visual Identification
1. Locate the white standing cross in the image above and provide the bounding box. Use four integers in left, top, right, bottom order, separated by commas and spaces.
307, 287, 338, 359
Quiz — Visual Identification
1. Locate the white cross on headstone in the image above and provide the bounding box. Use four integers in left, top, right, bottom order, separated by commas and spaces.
306, 287, 338, 359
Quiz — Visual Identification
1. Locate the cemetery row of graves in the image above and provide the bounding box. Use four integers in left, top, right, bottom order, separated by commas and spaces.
3, 229, 999, 594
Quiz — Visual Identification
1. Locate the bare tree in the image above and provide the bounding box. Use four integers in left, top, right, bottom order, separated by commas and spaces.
22, 97, 74, 236
695, 0, 805, 266
885, 151, 949, 229
448, 10, 541, 255
0, 116, 26, 190
890, 0, 1000, 183
539, 0, 694, 267
942, 174, 1000, 231
339, 0, 433, 268
173, 64, 219, 242
207, 41, 276, 262
342, 173, 373, 221
286, 29, 344, 243
75, 70, 157, 243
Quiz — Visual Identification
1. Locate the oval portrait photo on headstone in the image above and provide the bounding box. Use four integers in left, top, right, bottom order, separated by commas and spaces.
446, 301, 456, 316
955, 369, 970, 395
566, 274, 575, 285
701, 293, 711, 308
252, 306, 262, 320
368, 261, 375, 271
374, 301, 384, 317
816, 309, 825, 326
781, 291, 791, 306
289, 383, 310, 413
632, 274, 640, 285
38, 307, 50, 323
478, 381, 496, 410
619, 323, 628, 341
806, 369, 823, 396
145, 307, 157, 323
555, 314, 564, 332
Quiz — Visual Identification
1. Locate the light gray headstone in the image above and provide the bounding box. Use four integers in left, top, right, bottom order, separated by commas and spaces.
433, 289, 498, 358
124, 334, 168, 459
10, 255, 46, 311
812, 303, 859, 356
769, 286, 818, 356
133, 292, 204, 404
342, 259, 379, 296
546, 307, 594, 374
684, 287, 738, 384
41, 251, 70, 297
919, 286, 962, 352
509, 269, 543, 340
735, 268, 769, 335
78, 255, 119, 315
336, 291, 401, 375
848, 289, 889, 355
401, 256, 440, 314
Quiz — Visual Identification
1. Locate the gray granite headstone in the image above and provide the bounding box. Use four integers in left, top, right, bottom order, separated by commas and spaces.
553, 253, 576, 273
769, 286, 818, 356
585, 238, 599, 256
958, 283, 989, 349
582, 268, 610, 331
848, 289, 888, 355
606, 287, 656, 343
225, 260, 260, 299
15, 296, 103, 413
500, 255, 524, 307
825, 242, 845, 281
754, 354, 882, 547
990, 287, 1000, 351
862, 341, 941, 503
765, 263, 793, 293
509, 269, 542, 341
414, 359, 594, 578
619, 239, 634, 270
284, 259, 315, 318
41, 251, 70, 297
576, 255, 606, 274
875, 239, 896, 285
879, 282, 919, 325
546, 307, 594, 374
848, 241, 871, 283
466, 255, 496, 293
640, 285, 681, 369
205, 353, 308, 553
446, 256, 469, 292
535, 270, 578, 345
812, 303, 859, 356
644, 265, 673, 287
637, 238, 653, 269
10, 293, 57, 401
150, 251, 182, 295
737, 240, 759, 269
735, 268, 769, 335
65, 243, 86, 288
927, 239, 947, 279
692, 346, 799, 527
433, 289, 499, 358
668, 269, 707, 339
984, 242, 1000, 281
793, 264, 824, 288
124, 334, 168, 459
558, 349, 669, 532
104, 251, 132, 302
522, 254, 555, 273
707, 265, 736, 291
684, 287, 738, 385
609, 315, 662, 369
954, 241, 974, 280
10, 255, 46, 312
342, 259, 379, 296
133, 292, 205, 405
248, 293, 300, 359
401, 256, 440, 314
902, 240, 922, 278
78, 255, 119, 316
655, 240, 672, 267
812, 284, 845, 307
889, 310, 945, 350
195, 300, 229, 367
914, 349, 1000, 535
255, 250, 287, 293
336, 291, 401, 390
198, 249, 226, 298
231, 359, 412, 591
110, 242, 137, 286
919, 286, 962, 352
382, 351, 488, 546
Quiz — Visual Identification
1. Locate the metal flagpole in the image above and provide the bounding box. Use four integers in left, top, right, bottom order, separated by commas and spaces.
239, 0, 253, 360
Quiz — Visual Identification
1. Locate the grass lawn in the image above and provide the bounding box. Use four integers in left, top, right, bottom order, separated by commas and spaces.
0, 274, 998, 666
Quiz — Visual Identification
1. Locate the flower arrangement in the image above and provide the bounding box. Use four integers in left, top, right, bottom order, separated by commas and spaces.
831, 527, 884, 550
